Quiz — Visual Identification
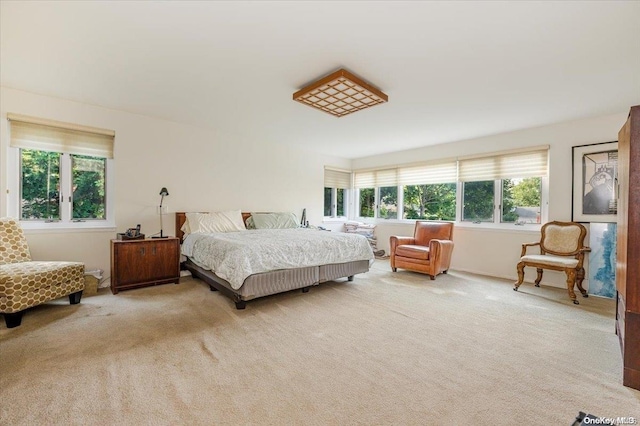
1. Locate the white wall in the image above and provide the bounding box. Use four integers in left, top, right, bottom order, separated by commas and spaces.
352, 112, 628, 288
0, 87, 350, 279
0, 85, 629, 291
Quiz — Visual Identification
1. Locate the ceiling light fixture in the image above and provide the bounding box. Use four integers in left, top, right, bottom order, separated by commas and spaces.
293, 68, 388, 118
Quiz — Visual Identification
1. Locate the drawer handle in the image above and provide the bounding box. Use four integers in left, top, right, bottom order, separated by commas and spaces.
152, 247, 156, 255
140, 248, 145, 255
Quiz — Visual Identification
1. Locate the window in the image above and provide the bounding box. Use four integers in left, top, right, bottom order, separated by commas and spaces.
324, 168, 350, 218
20, 149, 61, 220
462, 181, 495, 222
404, 183, 456, 220
354, 168, 398, 219
501, 177, 541, 224
8, 114, 115, 228
459, 148, 548, 225
378, 186, 398, 219
351, 147, 548, 226
358, 188, 375, 218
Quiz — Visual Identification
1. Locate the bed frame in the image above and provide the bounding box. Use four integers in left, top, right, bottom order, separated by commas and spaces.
175, 212, 370, 309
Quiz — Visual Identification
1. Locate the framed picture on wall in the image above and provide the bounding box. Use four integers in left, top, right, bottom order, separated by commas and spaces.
572, 141, 618, 223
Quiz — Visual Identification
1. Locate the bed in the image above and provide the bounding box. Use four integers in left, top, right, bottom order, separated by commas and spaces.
176, 212, 373, 309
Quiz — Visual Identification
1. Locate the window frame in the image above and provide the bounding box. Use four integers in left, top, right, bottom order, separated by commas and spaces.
323, 186, 349, 220
8, 147, 115, 230
459, 178, 547, 226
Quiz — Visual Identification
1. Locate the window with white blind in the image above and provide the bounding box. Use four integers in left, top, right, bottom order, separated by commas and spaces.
352, 146, 549, 225
459, 147, 548, 224
7, 114, 115, 228
324, 168, 351, 219
354, 160, 458, 220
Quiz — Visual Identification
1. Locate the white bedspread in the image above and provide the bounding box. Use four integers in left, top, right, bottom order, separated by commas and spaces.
181, 229, 374, 290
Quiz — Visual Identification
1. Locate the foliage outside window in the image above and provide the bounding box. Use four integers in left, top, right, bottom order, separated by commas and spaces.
20, 149, 107, 221
324, 188, 332, 217
501, 177, 541, 223
378, 186, 397, 219
462, 181, 495, 222
403, 183, 456, 220
359, 188, 375, 218
336, 188, 345, 217
20, 149, 61, 220
72, 155, 106, 219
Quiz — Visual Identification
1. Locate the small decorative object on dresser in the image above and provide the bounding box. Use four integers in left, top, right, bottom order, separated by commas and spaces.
110, 237, 180, 294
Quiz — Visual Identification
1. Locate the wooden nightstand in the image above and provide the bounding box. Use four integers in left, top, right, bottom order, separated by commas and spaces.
110, 237, 180, 294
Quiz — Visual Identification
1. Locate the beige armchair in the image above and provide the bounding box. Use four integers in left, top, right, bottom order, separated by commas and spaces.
514, 221, 590, 304
0, 218, 85, 328
390, 221, 454, 280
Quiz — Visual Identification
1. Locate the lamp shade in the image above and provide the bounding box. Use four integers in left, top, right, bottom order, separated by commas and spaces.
159, 187, 169, 196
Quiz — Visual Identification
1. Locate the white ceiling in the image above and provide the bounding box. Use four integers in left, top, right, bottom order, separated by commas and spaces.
1, 1, 639, 159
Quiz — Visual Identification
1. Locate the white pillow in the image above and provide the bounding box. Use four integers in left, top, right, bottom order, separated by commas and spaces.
251, 212, 299, 229
186, 211, 246, 234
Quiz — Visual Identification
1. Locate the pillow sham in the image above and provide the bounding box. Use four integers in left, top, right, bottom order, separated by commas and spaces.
250, 212, 299, 229
185, 210, 246, 234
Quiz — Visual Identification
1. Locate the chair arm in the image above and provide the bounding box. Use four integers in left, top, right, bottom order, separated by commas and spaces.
390, 236, 415, 253
575, 246, 592, 267
429, 239, 455, 271
520, 242, 540, 257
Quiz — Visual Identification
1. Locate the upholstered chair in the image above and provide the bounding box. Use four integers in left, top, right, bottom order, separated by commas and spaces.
0, 218, 85, 328
390, 221, 454, 280
514, 221, 590, 305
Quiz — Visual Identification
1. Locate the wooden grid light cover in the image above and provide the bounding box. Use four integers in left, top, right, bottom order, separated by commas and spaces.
293, 69, 388, 118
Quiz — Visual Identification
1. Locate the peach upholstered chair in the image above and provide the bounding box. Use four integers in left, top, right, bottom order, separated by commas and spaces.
513, 221, 590, 305
0, 218, 85, 328
390, 221, 454, 280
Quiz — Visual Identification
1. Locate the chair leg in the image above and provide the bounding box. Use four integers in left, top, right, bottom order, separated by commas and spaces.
534, 268, 543, 287
68, 290, 83, 305
576, 267, 588, 298
565, 269, 579, 304
514, 261, 525, 291
3, 311, 24, 328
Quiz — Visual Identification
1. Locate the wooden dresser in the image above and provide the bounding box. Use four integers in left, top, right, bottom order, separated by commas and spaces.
110, 238, 180, 294
616, 105, 640, 390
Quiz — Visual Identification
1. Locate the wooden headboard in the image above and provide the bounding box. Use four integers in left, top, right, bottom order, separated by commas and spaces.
175, 212, 252, 241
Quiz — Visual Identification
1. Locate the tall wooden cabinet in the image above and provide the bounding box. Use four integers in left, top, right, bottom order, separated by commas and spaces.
110, 238, 180, 294
616, 105, 640, 390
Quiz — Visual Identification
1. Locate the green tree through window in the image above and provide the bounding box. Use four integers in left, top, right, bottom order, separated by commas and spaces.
403, 184, 456, 220
20, 149, 60, 220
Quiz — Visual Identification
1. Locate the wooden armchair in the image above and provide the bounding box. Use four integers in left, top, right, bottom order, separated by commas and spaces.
513, 221, 591, 304
390, 221, 454, 280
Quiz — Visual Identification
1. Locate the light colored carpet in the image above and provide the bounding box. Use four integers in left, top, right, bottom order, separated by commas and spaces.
1, 260, 638, 425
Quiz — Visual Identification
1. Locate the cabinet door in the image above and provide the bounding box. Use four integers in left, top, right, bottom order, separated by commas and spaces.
149, 239, 180, 280
114, 242, 153, 285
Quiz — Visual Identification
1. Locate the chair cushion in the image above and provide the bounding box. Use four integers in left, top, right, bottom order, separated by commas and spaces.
542, 224, 582, 253
520, 254, 579, 268
395, 245, 430, 260
0, 261, 85, 297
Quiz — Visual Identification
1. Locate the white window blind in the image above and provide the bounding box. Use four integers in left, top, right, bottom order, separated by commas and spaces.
398, 161, 458, 185
458, 148, 548, 182
8, 114, 115, 158
324, 169, 351, 189
354, 168, 398, 188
